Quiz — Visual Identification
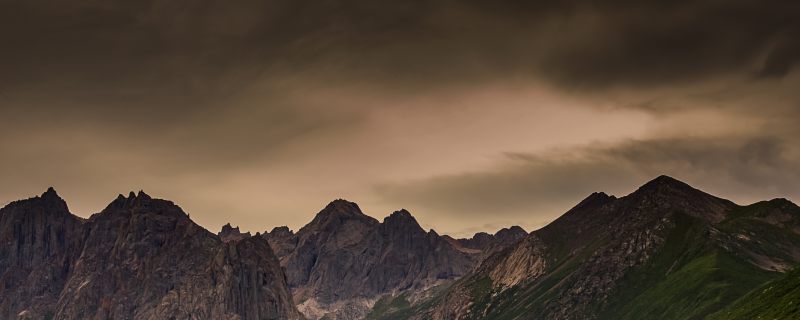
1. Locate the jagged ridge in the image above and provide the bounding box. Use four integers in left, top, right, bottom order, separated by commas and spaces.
0, 189, 302, 320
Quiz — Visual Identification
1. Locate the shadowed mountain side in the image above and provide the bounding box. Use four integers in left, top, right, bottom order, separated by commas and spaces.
369, 176, 800, 320
0, 189, 302, 320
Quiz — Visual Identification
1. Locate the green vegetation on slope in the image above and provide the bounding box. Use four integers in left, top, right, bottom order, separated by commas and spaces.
600, 213, 777, 320
367, 284, 452, 320
605, 251, 775, 320
706, 266, 800, 320
366, 294, 413, 320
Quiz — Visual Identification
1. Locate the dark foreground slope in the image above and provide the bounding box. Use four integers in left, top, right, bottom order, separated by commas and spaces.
373, 176, 800, 320
0, 189, 302, 320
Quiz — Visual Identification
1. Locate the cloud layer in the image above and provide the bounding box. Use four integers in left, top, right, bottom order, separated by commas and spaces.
1, 0, 799, 236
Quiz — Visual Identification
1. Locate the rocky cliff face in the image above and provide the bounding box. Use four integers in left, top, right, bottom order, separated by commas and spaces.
414, 176, 800, 320
0, 189, 302, 320
265, 200, 480, 320
262, 226, 298, 259
0, 188, 84, 319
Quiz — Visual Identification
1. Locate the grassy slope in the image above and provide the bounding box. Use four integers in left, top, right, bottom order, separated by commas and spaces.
605, 251, 775, 319
600, 213, 777, 320
366, 294, 413, 320
706, 267, 800, 320
366, 284, 451, 320
702, 200, 800, 320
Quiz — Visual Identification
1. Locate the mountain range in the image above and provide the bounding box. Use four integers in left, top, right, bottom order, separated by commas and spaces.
1, 176, 799, 319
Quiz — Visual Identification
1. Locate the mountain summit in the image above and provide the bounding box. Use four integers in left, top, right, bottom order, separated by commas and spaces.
628, 175, 736, 223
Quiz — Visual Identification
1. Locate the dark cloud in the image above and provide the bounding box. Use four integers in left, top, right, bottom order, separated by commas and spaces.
758, 36, 800, 78
2, 0, 798, 97
536, 0, 800, 88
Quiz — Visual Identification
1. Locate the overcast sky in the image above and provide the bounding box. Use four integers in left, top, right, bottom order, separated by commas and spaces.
1, 0, 799, 237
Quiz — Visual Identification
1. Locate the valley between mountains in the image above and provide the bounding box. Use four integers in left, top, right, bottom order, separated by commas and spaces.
2, 175, 799, 319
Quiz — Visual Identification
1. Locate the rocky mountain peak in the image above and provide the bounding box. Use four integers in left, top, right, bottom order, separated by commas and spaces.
269, 226, 295, 237
508, 225, 527, 234
325, 198, 361, 211
109, 190, 157, 209
304, 199, 377, 232
628, 175, 735, 223
470, 232, 494, 243
98, 191, 192, 227
382, 209, 426, 238
495, 225, 527, 241
0, 187, 72, 218
136, 189, 151, 200
384, 209, 422, 227
317, 199, 365, 218
634, 175, 705, 198
391, 208, 413, 218
572, 191, 616, 212
221, 222, 237, 232
33, 186, 70, 212
41, 186, 58, 199
219, 223, 252, 242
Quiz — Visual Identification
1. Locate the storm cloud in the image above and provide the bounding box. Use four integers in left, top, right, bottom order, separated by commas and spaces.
2, 0, 798, 91
1, 0, 799, 236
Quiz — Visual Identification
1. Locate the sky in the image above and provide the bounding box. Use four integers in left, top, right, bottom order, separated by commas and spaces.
1, 0, 799, 237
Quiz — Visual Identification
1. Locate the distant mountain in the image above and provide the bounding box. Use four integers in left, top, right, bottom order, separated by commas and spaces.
246, 202, 527, 320
369, 176, 800, 320
445, 226, 528, 260
259, 200, 488, 320
0, 189, 302, 320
